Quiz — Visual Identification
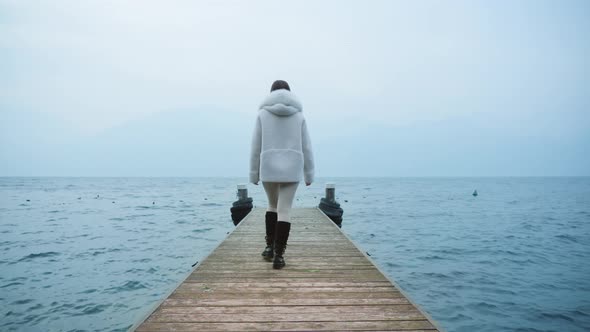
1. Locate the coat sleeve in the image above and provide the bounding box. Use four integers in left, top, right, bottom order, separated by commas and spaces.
301, 118, 315, 184
249, 115, 262, 184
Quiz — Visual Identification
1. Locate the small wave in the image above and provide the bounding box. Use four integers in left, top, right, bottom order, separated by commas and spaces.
473, 301, 498, 309
17, 251, 61, 262
513, 328, 552, 332
192, 228, 213, 233
486, 287, 516, 295
447, 313, 473, 322
538, 312, 575, 322
555, 234, 578, 243
438, 248, 464, 255
419, 255, 445, 260
201, 202, 222, 207
71, 303, 111, 316
20, 230, 44, 235
131, 258, 151, 263
127, 214, 155, 218
385, 262, 401, 268
570, 309, 590, 317
28, 303, 43, 311
79, 288, 98, 294
497, 249, 519, 256
0, 282, 24, 288
103, 281, 147, 294
11, 299, 34, 305
8, 276, 27, 281
422, 272, 452, 279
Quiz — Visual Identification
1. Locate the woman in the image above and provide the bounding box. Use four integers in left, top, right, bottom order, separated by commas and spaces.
250, 80, 315, 269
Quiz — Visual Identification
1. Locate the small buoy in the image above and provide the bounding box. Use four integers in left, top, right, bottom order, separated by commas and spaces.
26, 199, 30, 202
152, 201, 155, 205
112, 201, 115, 204
473, 190, 478, 197
344, 200, 348, 203
204, 198, 208, 200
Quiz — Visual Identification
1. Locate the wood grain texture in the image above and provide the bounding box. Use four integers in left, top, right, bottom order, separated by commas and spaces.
132, 207, 443, 331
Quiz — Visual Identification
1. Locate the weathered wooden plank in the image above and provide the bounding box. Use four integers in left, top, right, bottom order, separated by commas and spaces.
186, 276, 391, 282
202, 256, 371, 263
155, 304, 420, 315
189, 271, 385, 278
192, 267, 380, 274
145, 311, 427, 323
132, 208, 443, 332
168, 291, 404, 300
136, 320, 436, 331
208, 252, 366, 257
198, 260, 375, 267
176, 285, 396, 293
181, 281, 393, 287
187, 273, 388, 280
160, 297, 412, 307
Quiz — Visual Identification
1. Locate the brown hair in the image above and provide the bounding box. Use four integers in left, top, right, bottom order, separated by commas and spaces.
270, 80, 291, 92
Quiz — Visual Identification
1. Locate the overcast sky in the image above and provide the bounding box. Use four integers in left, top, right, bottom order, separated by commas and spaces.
1, 0, 589, 176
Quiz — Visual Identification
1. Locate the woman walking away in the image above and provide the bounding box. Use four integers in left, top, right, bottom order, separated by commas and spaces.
250, 80, 315, 269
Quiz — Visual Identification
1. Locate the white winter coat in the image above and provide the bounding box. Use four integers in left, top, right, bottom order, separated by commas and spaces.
249, 89, 315, 184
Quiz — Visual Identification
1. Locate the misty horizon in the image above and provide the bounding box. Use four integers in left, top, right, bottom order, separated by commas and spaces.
1, 1, 588, 177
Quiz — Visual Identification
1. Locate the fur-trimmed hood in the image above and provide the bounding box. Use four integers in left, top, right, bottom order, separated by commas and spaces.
259, 89, 302, 116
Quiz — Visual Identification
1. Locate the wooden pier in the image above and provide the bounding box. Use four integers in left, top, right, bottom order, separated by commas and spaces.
132, 207, 444, 331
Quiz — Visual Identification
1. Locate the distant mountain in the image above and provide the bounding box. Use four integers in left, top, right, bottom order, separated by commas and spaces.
68, 108, 254, 176
0, 108, 254, 176
313, 110, 589, 177
1, 108, 588, 176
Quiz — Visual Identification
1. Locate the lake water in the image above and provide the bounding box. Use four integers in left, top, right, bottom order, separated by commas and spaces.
0, 177, 589, 331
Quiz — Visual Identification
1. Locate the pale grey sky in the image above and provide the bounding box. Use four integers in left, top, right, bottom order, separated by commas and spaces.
1, 0, 589, 176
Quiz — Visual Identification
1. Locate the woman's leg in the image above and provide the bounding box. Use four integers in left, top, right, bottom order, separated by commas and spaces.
262, 182, 279, 213
277, 182, 299, 222
273, 181, 299, 269
261, 182, 279, 260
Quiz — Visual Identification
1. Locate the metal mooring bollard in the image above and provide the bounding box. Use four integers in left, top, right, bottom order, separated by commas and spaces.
318, 183, 344, 227
230, 184, 253, 226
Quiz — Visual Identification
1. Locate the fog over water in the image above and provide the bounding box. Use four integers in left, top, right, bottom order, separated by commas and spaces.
1, 1, 589, 176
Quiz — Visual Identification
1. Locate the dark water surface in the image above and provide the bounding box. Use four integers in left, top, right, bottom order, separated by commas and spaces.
0, 177, 589, 331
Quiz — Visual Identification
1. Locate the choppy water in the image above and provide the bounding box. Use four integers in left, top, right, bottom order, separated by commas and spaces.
0, 177, 589, 332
